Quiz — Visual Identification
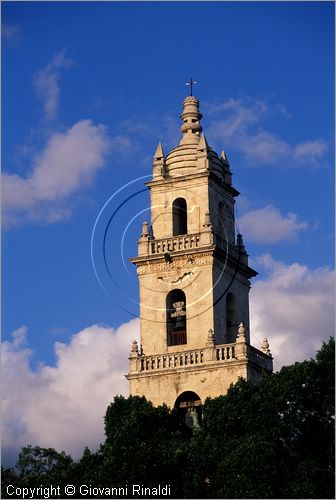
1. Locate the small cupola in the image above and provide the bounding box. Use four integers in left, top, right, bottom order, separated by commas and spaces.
180, 96, 203, 145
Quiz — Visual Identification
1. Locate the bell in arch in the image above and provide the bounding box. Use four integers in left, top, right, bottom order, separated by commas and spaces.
185, 408, 201, 431
171, 300, 186, 330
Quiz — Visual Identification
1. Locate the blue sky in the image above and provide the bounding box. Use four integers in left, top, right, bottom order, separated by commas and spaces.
2, 1, 334, 463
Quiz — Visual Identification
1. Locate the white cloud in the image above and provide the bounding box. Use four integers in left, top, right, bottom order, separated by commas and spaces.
250, 254, 334, 369
205, 97, 267, 120
2, 258, 333, 463
2, 319, 140, 463
33, 51, 73, 121
207, 97, 328, 167
239, 205, 308, 243
206, 98, 266, 145
294, 139, 328, 165
11, 325, 28, 349
2, 120, 110, 227
239, 131, 291, 165
110, 134, 132, 151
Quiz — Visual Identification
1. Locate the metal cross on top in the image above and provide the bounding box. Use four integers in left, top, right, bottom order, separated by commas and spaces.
185, 78, 197, 96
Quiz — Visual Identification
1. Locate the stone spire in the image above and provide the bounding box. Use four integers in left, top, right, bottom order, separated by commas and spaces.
153, 141, 166, 179
154, 141, 164, 160
221, 150, 232, 185
180, 96, 203, 145
197, 133, 209, 152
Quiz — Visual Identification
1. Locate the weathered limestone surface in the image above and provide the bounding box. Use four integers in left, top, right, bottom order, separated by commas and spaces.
126, 95, 272, 409
128, 360, 248, 408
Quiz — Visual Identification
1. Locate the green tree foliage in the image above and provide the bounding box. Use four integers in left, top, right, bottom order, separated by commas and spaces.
16, 445, 73, 478
2, 338, 334, 499
2, 445, 74, 497
187, 338, 335, 498
101, 395, 189, 497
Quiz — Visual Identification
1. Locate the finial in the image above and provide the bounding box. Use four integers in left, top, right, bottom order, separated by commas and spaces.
154, 141, 164, 160
237, 233, 246, 249
235, 323, 247, 359
236, 322, 246, 343
261, 337, 271, 356
238, 322, 245, 335
236, 233, 248, 264
185, 77, 197, 96
180, 95, 203, 145
221, 150, 232, 185
205, 327, 215, 349
207, 328, 214, 341
131, 339, 139, 353
221, 150, 229, 164
203, 212, 212, 228
140, 221, 149, 238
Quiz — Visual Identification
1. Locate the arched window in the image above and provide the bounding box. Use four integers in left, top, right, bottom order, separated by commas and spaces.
226, 292, 235, 340
172, 198, 187, 236
166, 289, 187, 346
174, 391, 202, 409
218, 201, 225, 238
174, 391, 202, 429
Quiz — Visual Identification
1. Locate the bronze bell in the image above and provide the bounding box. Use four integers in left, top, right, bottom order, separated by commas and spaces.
185, 408, 201, 431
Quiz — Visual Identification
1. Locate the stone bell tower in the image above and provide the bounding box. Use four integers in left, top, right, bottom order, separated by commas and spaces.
126, 94, 272, 409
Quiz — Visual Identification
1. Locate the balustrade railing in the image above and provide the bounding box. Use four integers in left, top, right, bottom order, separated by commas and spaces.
215, 343, 236, 361
140, 348, 204, 372
132, 340, 272, 374
147, 232, 240, 257
150, 233, 200, 255
137, 342, 242, 373
213, 234, 240, 258
247, 345, 273, 370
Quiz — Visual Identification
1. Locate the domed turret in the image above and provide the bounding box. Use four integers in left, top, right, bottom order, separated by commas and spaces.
162, 95, 230, 181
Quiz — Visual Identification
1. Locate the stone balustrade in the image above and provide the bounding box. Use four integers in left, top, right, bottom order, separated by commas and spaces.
130, 339, 272, 374
215, 343, 236, 361
139, 348, 204, 372
133, 342, 242, 374
213, 234, 240, 258
146, 231, 241, 257
247, 344, 273, 371
150, 233, 200, 255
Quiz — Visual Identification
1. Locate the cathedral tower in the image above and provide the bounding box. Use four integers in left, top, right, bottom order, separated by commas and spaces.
126, 95, 272, 409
